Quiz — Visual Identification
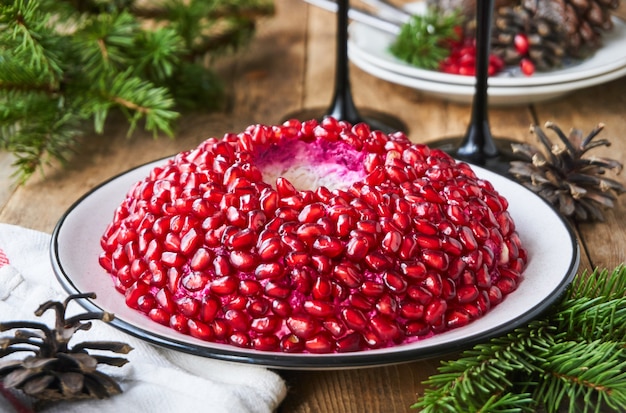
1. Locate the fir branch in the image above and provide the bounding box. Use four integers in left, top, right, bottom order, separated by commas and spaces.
536, 340, 626, 413
413, 266, 626, 413
1, 0, 271, 182
414, 320, 552, 412
389, 8, 462, 71
93, 68, 178, 136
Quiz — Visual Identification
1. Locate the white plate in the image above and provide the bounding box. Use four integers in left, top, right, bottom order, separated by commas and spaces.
51, 159, 579, 369
349, 47, 626, 105
349, 2, 626, 87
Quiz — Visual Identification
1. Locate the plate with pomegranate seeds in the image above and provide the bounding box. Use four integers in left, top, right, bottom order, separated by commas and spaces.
348, 2, 626, 105
349, 2, 626, 88
51, 119, 579, 369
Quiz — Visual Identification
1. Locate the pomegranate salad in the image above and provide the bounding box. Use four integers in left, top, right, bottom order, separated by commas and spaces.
99, 118, 528, 354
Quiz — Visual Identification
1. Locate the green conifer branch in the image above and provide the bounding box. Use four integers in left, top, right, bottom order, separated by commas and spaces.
413, 265, 626, 413
0, 0, 274, 182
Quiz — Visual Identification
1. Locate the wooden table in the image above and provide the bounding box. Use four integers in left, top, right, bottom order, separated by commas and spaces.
2, 1, 626, 411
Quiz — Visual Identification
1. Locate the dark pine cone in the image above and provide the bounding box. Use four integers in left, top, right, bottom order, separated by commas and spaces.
491, 4, 567, 71
522, 0, 621, 57
510, 122, 626, 222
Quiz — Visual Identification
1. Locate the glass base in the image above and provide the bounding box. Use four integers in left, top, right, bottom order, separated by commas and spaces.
281, 107, 408, 135
428, 136, 524, 177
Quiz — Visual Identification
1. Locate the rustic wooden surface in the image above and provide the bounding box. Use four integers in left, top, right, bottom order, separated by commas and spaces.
2, 0, 626, 411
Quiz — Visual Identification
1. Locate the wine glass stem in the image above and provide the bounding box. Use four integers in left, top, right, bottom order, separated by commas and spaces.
326, 0, 361, 122
456, 0, 498, 160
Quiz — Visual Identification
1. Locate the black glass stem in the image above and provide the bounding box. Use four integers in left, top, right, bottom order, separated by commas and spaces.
325, 0, 360, 123
282, 0, 407, 134
431, 0, 521, 176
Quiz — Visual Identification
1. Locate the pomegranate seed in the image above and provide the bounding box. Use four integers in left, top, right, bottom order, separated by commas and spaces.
213, 254, 232, 277
421, 250, 449, 271
370, 315, 400, 341
167, 267, 182, 292
253, 335, 280, 351
360, 280, 385, 297
211, 319, 230, 340
137, 294, 156, 313
405, 320, 429, 336
225, 228, 257, 250
341, 307, 368, 331
309, 311, 342, 336
190, 247, 213, 271
188, 319, 213, 340
281, 334, 304, 352
305, 333, 335, 353
272, 299, 292, 317
441, 278, 456, 300
124, 281, 150, 309
239, 279, 262, 296
514, 33, 529, 55
181, 271, 209, 292
224, 309, 250, 331
149, 308, 170, 325
487, 285, 503, 305
251, 316, 280, 334
156, 288, 176, 313
176, 297, 201, 317
229, 250, 257, 271
229, 332, 251, 348
335, 213, 355, 236
313, 235, 344, 257
425, 299, 447, 324
287, 315, 319, 339
376, 294, 398, 317
254, 262, 284, 280
457, 285, 479, 304
446, 308, 471, 329
520, 58, 535, 76
364, 251, 392, 271
303, 300, 335, 317
345, 236, 371, 260
298, 202, 326, 223
311, 254, 332, 274
333, 263, 363, 288
210, 275, 238, 295
381, 231, 402, 254
349, 292, 374, 311
383, 270, 407, 294
496, 276, 518, 295
170, 314, 189, 334
264, 281, 291, 298
400, 302, 425, 319
336, 332, 363, 353
399, 236, 418, 260
247, 297, 270, 316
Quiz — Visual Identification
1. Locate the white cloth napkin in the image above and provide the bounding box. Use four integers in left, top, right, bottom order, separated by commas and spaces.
0, 223, 287, 413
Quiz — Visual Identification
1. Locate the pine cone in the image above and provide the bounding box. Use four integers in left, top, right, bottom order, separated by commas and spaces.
0, 293, 132, 403
509, 122, 626, 222
522, 0, 621, 57
491, 5, 567, 70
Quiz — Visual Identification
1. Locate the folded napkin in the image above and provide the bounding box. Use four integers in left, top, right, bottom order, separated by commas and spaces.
0, 223, 287, 413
